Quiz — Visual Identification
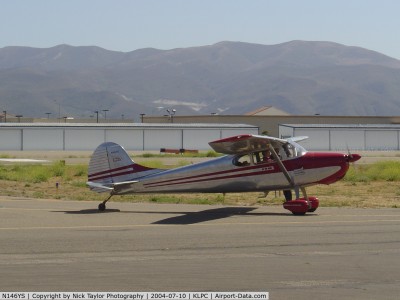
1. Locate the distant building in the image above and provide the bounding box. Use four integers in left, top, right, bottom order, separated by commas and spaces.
0, 123, 258, 151
280, 124, 400, 151
245, 106, 290, 116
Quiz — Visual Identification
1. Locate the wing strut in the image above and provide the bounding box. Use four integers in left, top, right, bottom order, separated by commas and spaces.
268, 145, 293, 186
268, 145, 308, 203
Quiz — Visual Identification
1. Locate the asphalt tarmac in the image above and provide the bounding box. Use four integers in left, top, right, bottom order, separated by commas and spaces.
1, 197, 399, 300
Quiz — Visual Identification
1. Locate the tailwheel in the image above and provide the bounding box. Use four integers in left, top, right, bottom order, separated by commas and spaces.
98, 202, 106, 211
98, 193, 114, 212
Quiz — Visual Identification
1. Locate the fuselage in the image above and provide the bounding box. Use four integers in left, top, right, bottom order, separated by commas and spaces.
114, 150, 358, 195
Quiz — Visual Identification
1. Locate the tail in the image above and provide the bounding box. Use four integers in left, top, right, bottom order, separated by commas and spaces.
87, 142, 160, 193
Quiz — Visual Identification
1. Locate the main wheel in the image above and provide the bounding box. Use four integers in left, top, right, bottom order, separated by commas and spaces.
292, 211, 306, 216
98, 203, 106, 211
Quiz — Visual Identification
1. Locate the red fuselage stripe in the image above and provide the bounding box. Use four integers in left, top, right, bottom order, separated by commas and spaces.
88, 164, 135, 181
143, 168, 278, 188
88, 164, 153, 181
89, 164, 133, 178
143, 163, 272, 187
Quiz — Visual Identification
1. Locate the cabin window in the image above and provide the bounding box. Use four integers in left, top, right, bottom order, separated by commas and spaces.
253, 151, 273, 164
233, 154, 251, 167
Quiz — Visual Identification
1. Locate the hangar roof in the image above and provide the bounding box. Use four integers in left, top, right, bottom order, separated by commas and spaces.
280, 124, 400, 129
0, 123, 258, 129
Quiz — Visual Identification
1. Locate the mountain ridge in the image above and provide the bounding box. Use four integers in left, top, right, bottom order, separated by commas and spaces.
1, 40, 400, 118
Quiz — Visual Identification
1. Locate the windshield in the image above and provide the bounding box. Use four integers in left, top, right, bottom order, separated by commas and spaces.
283, 142, 307, 158
233, 141, 306, 167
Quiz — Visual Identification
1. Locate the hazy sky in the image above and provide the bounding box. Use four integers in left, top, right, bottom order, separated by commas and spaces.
2, 0, 400, 59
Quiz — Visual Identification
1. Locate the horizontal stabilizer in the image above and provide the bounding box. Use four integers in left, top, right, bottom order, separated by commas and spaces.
86, 181, 114, 192
87, 180, 139, 193
112, 180, 139, 186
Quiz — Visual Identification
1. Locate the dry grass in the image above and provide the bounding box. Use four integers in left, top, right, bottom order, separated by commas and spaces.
0, 177, 398, 209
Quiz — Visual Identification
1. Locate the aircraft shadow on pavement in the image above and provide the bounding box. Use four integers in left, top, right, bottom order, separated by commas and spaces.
152, 207, 258, 225
148, 208, 310, 224
55, 209, 121, 214
54, 206, 304, 224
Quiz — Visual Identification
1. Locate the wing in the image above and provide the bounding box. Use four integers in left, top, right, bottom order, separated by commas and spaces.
209, 134, 290, 154
287, 136, 308, 143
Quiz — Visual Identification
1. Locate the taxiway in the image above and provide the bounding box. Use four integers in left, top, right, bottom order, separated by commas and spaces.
1, 197, 399, 300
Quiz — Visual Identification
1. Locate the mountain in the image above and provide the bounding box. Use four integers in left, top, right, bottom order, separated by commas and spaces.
1, 41, 400, 118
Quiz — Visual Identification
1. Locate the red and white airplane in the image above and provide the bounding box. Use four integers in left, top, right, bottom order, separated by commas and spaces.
87, 134, 360, 215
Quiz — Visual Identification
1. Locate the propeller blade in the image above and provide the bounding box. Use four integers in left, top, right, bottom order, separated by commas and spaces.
346, 153, 361, 163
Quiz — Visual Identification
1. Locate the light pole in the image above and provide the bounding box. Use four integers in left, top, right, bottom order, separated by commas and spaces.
54, 100, 61, 122
3, 111, 6, 123
102, 109, 109, 120
94, 111, 99, 123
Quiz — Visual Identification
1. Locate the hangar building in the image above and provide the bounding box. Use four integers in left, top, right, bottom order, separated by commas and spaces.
279, 124, 400, 151
0, 123, 258, 151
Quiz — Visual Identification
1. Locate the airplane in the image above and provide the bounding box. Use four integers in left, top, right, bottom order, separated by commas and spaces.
86, 134, 361, 215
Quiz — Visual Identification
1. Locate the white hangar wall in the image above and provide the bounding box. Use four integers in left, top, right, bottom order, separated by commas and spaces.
0, 123, 258, 151
0, 129, 22, 150
279, 124, 400, 151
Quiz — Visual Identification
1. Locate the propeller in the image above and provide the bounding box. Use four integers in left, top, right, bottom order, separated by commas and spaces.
345, 147, 361, 163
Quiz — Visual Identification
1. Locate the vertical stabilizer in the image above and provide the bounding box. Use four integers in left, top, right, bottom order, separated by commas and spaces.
87, 142, 158, 192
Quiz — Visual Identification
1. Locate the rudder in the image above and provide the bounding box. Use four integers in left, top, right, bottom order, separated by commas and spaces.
88, 142, 157, 192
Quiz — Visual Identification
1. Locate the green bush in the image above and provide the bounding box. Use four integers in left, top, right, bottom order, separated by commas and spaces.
206, 151, 219, 157
345, 161, 400, 182
51, 161, 66, 177
372, 161, 400, 181
72, 165, 87, 177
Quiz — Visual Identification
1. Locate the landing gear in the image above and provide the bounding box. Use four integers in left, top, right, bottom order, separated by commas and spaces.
98, 193, 114, 212
283, 197, 319, 215
267, 145, 320, 215
282, 187, 319, 215
283, 190, 292, 201
268, 146, 317, 215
